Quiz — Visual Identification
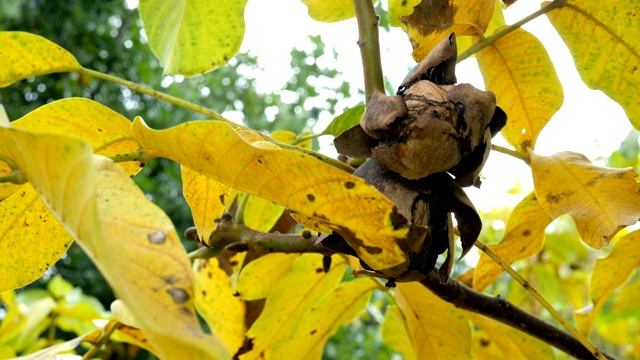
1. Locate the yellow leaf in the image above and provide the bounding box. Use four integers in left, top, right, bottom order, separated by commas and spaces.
194, 258, 246, 354
457, 0, 506, 57
241, 254, 347, 360
17, 329, 102, 360
269, 277, 377, 359
301, 0, 361, 22
466, 312, 555, 360
90, 157, 230, 359
0, 32, 81, 87
132, 118, 416, 277
0, 105, 8, 126
388, 0, 421, 28
12, 98, 142, 177
530, 151, 640, 248
381, 305, 416, 360
476, 27, 563, 152
402, 0, 496, 61
473, 192, 552, 291
471, 330, 505, 360
243, 194, 286, 232
113, 323, 158, 356
235, 253, 299, 300
182, 166, 230, 242
576, 230, 640, 336
395, 282, 471, 359
545, 1, 640, 129
138, 0, 249, 76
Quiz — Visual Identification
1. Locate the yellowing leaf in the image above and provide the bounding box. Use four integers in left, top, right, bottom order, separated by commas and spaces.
388, 0, 421, 28
132, 118, 416, 277
241, 254, 347, 360
243, 194, 286, 233
530, 151, 640, 248
476, 27, 563, 152
471, 330, 505, 360
402, 0, 496, 61
182, 166, 230, 242
17, 329, 102, 360
576, 230, 640, 336
473, 192, 552, 291
395, 282, 471, 359
113, 323, 158, 356
235, 253, 299, 300
381, 305, 416, 360
301, 0, 361, 23
194, 258, 246, 354
12, 98, 142, 177
269, 277, 377, 359
0, 32, 81, 87
545, 1, 640, 129
138, 0, 249, 76
465, 312, 555, 360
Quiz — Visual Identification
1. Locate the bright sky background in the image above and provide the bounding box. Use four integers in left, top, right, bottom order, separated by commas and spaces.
242, 0, 633, 212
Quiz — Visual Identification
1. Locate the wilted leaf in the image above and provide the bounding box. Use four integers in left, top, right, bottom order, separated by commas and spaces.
473, 192, 552, 291
395, 282, 471, 359
235, 253, 299, 300
465, 312, 555, 359
132, 118, 416, 277
240, 254, 347, 359
322, 104, 365, 136
476, 27, 563, 152
530, 151, 640, 247
301, 0, 363, 22
194, 258, 246, 354
0, 32, 81, 87
269, 277, 376, 359
402, 0, 496, 61
381, 305, 416, 360
545, 1, 640, 129
16, 329, 102, 360
182, 166, 230, 242
575, 230, 640, 336
138, 0, 249, 76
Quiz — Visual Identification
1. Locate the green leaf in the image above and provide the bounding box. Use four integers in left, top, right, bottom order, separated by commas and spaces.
46, 275, 74, 299
0, 31, 81, 87
322, 104, 365, 136
139, 0, 249, 76
15, 329, 102, 360
545, 1, 640, 129
476, 27, 563, 152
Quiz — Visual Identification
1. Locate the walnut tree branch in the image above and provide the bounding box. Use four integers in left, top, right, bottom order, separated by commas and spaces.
354, 0, 385, 102
420, 272, 615, 360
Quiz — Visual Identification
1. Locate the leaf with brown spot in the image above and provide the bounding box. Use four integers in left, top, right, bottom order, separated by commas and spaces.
473, 192, 552, 291
182, 166, 231, 242
530, 150, 640, 248
401, 0, 496, 61
132, 118, 418, 277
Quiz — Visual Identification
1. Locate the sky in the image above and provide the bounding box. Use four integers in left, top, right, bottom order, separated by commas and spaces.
241, 0, 633, 212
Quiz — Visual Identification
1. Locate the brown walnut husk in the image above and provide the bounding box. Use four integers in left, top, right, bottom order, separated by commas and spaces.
331, 33, 507, 281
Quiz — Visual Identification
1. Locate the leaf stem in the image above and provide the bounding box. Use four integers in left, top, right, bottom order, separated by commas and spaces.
474, 240, 606, 360
78, 68, 239, 127
82, 320, 121, 360
0, 170, 27, 184
458, 0, 567, 62
234, 193, 248, 225
491, 144, 530, 164
291, 133, 326, 146
354, 0, 385, 102
188, 246, 222, 261
0, 155, 19, 171
106, 150, 148, 163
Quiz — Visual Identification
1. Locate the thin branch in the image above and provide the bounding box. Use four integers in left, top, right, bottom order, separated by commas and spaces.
491, 144, 530, 164
458, 0, 567, 62
420, 272, 614, 360
474, 240, 606, 360
354, 0, 385, 102
82, 320, 121, 360
0, 170, 26, 184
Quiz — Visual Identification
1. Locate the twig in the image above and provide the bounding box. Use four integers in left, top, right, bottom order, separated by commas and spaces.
420, 272, 613, 360
0, 170, 26, 184
474, 240, 606, 360
458, 0, 567, 62
82, 320, 121, 360
353, 0, 385, 102
491, 144, 530, 164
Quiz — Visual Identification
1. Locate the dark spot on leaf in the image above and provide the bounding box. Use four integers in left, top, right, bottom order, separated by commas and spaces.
208, 272, 213, 279
219, 194, 225, 205
522, 230, 531, 237
234, 338, 254, 360
307, 194, 315, 201
315, 267, 323, 273
344, 181, 356, 189
547, 193, 559, 203
147, 231, 167, 245
310, 329, 317, 335
166, 288, 190, 304
230, 260, 238, 266
233, 291, 240, 297
586, 179, 596, 187
165, 275, 177, 285
201, 290, 207, 297
257, 159, 263, 164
